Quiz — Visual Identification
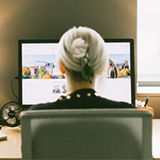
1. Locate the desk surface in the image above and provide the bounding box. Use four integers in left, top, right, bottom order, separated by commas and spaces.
0, 126, 21, 160
0, 119, 160, 160
152, 119, 160, 160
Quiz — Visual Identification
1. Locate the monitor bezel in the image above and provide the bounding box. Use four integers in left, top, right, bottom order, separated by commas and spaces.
18, 39, 135, 109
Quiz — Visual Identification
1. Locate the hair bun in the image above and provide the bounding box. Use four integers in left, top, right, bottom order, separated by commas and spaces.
71, 38, 88, 58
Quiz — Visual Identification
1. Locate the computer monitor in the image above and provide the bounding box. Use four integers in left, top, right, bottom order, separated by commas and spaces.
18, 39, 135, 108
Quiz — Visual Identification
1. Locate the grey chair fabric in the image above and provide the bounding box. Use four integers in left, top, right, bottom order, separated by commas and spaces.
21, 109, 153, 160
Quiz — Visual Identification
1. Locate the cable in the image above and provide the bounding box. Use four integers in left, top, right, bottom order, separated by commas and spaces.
11, 76, 19, 102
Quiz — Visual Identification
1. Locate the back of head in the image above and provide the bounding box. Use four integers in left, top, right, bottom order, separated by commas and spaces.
57, 26, 108, 83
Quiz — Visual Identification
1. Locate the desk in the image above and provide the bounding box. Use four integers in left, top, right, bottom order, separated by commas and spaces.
152, 119, 160, 160
0, 120, 160, 160
0, 127, 21, 160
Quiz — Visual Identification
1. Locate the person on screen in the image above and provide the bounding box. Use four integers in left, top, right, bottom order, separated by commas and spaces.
108, 63, 116, 78
53, 85, 61, 93
55, 85, 61, 93
62, 84, 67, 93
29, 26, 135, 110
124, 60, 129, 69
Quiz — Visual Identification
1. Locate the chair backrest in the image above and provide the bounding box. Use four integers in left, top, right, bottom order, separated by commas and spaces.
21, 109, 153, 160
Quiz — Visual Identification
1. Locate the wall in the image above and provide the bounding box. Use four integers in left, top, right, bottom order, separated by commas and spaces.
136, 94, 160, 119
0, 0, 137, 111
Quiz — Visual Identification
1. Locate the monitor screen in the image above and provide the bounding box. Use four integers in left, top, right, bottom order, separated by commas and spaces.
18, 39, 135, 108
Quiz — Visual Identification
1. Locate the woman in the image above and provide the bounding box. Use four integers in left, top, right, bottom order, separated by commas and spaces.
29, 26, 135, 110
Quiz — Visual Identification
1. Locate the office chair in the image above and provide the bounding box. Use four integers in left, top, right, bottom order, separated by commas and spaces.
21, 109, 153, 160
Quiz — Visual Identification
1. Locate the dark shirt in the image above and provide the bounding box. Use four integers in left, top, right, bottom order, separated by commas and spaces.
124, 65, 129, 69
29, 89, 135, 110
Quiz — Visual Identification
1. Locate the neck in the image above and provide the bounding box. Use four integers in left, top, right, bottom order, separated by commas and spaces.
66, 75, 95, 94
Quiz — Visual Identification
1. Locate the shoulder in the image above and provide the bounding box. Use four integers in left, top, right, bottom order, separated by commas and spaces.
96, 96, 135, 108
28, 94, 79, 110
29, 89, 135, 110
29, 98, 62, 110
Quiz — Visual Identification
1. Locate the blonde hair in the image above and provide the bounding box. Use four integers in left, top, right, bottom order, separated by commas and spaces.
57, 26, 108, 95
